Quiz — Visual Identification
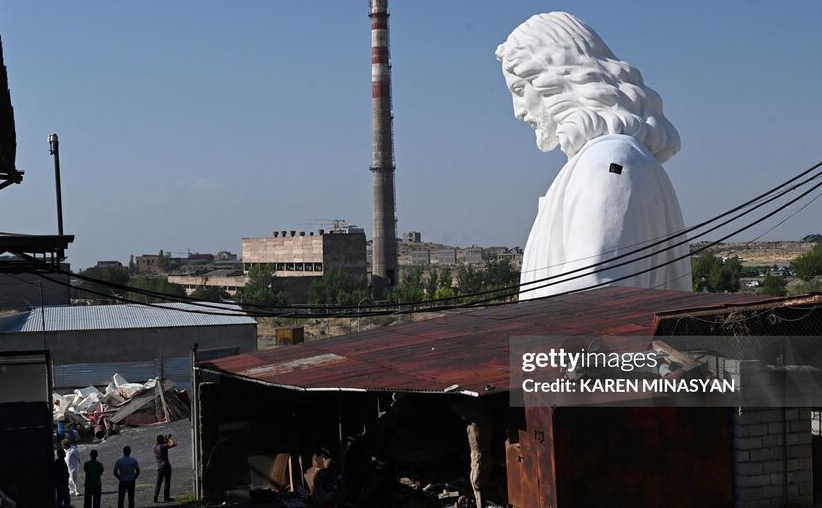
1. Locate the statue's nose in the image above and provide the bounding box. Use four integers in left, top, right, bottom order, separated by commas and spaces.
512, 97, 527, 119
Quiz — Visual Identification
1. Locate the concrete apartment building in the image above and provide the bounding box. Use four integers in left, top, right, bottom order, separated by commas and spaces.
242, 229, 367, 302
168, 269, 246, 296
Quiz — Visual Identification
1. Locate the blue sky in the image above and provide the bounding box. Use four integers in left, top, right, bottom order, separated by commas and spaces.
1, 1, 821, 270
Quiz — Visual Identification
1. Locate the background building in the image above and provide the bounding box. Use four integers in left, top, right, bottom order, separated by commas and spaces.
168, 269, 246, 296
434, 249, 457, 265
404, 231, 421, 243
410, 250, 430, 266
242, 229, 367, 302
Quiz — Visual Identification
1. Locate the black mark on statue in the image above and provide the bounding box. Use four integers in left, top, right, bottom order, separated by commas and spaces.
609, 163, 623, 175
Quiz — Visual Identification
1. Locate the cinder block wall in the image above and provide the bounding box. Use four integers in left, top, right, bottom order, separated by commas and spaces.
733, 408, 813, 507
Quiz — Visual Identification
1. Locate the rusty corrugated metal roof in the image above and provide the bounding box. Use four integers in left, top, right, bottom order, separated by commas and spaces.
198, 287, 763, 396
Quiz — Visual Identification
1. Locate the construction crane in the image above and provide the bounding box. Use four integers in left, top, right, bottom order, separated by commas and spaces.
303, 219, 350, 234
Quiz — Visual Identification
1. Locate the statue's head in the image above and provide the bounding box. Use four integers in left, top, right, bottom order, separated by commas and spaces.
496, 12, 680, 163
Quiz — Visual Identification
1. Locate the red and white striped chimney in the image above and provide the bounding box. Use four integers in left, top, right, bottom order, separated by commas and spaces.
369, 0, 398, 297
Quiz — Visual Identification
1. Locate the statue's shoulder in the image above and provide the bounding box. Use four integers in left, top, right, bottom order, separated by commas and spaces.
571, 135, 659, 176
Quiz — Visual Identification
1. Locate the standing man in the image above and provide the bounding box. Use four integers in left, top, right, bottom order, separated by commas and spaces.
113, 446, 140, 508
62, 438, 81, 497
82, 449, 104, 508
153, 434, 176, 503
53, 448, 71, 508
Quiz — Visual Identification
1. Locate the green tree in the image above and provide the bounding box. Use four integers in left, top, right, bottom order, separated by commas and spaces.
691, 253, 742, 293
433, 286, 456, 300
425, 268, 439, 299
190, 286, 230, 302
438, 267, 453, 292
308, 269, 370, 306
790, 243, 822, 281
128, 276, 187, 303
483, 258, 520, 289
385, 266, 425, 304
761, 273, 787, 297
456, 264, 483, 295
74, 265, 131, 302
236, 265, 286, 307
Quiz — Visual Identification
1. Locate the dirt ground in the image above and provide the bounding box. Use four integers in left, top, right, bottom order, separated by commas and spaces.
71, 418, 192, 508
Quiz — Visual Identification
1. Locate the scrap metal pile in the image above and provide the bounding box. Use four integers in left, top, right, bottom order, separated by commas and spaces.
52, 374, 189, 438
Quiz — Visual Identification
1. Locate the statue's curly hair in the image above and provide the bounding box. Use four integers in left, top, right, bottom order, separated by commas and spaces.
496, 12, 680, 163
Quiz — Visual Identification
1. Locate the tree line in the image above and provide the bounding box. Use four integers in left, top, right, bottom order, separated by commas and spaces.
691, 238, 822, 297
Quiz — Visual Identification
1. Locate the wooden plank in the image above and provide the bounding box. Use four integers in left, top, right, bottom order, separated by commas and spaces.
505, 439, 524, 507
526, 406, 557, 508
518, 429, 541, 507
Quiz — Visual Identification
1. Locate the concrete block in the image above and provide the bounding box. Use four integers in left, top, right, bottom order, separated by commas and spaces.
750, 423, 770, 436
790, 419, 810, 433
737, 436, 763, 451
787, 445, 811, 459
735, 450, 750, 462
761, 434, 781, 447
750, 447, 772, 461
768, 422, 786, 434
798, 457, 813, 471
735, 462, 763, 475
787, 469, 812, 483
786, 433, 799, 446
761, 484, 783, 499
739, 474, 769, 488
799, 481, 814, 495
736, 410, 761, 424
786, 458, 800, 472
763, 460, 783, 474
797, 432, 811, 445
769, 447, 786, 460
784, 408, 799, 420
737, 486, 762, 501
769, 473, 784, 486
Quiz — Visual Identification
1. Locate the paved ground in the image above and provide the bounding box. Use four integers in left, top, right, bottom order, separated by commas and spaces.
71, 418, 193, 508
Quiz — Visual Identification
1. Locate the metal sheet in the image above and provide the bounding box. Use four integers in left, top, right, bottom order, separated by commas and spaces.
199, 287, 768, 395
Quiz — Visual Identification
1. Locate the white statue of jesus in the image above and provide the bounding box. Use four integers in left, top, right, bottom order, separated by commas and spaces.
496, 12, 692, 300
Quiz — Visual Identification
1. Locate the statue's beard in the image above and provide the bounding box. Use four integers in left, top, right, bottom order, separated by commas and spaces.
534, 108, 559, 152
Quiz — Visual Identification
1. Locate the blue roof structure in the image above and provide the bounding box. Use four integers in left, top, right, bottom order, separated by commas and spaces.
0, 302, 256, 333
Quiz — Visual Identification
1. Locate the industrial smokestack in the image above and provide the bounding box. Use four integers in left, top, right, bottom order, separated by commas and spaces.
369, 0, 398, 298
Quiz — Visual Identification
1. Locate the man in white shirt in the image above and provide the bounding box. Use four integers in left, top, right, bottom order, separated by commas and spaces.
61, 438, 81, 496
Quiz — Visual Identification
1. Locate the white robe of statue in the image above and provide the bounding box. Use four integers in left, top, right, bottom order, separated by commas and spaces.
496, 12, 692, 300
519, 134, 691, 299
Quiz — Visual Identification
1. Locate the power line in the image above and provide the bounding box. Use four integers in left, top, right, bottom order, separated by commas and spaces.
21, 158, 822, 317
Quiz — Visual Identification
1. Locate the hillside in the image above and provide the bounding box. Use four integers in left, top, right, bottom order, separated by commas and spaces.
690, 241, 816, 266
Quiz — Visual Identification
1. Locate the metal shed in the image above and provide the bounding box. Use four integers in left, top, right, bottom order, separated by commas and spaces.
196, 287, 788, 507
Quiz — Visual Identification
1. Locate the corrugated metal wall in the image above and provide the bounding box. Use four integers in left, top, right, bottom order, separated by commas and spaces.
54, 346, 240, 392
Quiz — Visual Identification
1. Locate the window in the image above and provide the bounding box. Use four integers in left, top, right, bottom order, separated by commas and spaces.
314, 263, 323, 272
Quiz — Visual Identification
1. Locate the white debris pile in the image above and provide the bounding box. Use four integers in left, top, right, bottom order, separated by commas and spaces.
53, 373, 159, 424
